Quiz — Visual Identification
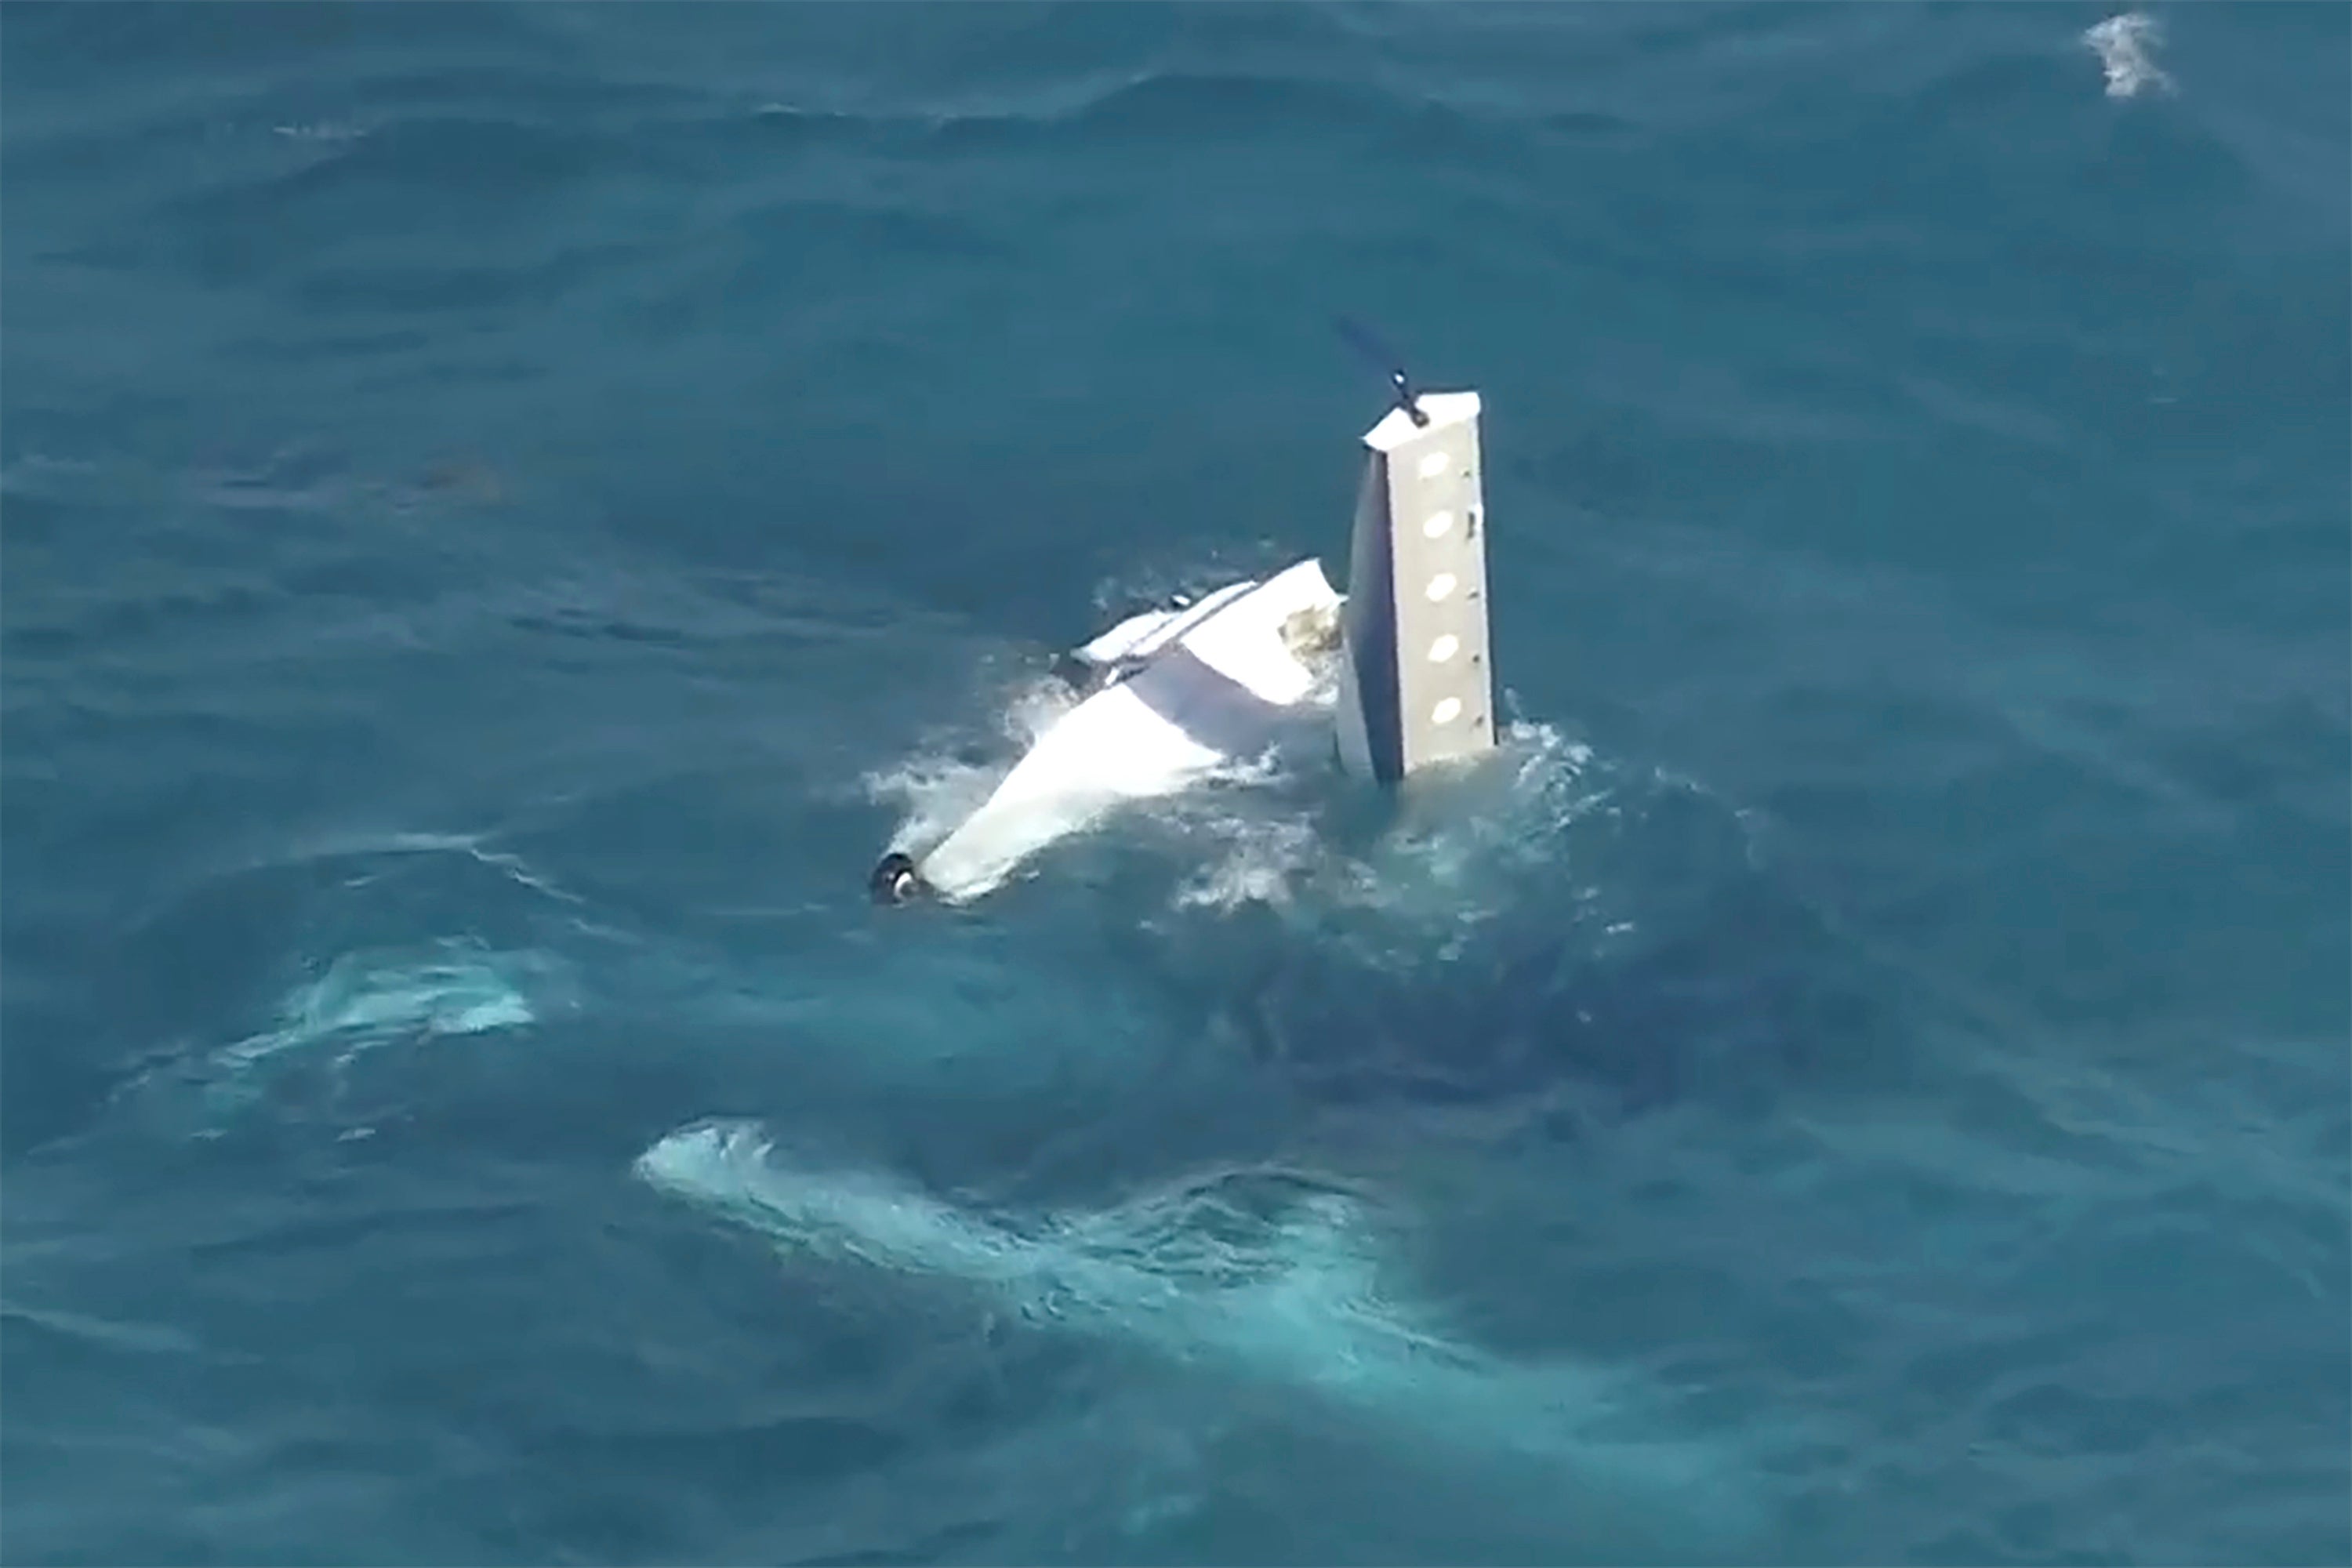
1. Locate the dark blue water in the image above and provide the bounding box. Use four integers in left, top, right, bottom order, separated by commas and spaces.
5, 4, 2347, 1563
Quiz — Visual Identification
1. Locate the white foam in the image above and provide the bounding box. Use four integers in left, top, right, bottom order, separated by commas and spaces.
2083, 13, 2171, 100
1167, 717, 1613, 945
635, 1120, 1754, 1523
89, 940, 564, 1140
637, 1122, 1376, 1319
1172, 813, 1326, 911
208, 939, 557, 1080
862, 670, 1084, 855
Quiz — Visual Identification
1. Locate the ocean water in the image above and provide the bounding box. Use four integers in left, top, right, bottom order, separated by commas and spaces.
3, 2, 2347, 1563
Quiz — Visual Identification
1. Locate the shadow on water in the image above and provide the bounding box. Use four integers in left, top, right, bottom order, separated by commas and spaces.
1026, 719, 1907, 1144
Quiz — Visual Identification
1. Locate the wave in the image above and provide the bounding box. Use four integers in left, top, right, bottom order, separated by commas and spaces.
213, 938, 546, 1068
635, 1119, 1766, 1552
110, 936, 568, 1138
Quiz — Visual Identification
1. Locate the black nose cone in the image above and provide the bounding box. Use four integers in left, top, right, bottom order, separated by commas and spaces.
869, 851, 925, 906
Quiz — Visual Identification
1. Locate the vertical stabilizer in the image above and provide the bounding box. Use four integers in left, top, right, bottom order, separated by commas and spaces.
1336, 390, 1496, 784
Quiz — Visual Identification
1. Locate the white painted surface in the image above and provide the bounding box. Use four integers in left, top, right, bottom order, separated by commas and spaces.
916, 558, 1343, 900
1069, 579, 1256, 670
1362, 390, 1481, 454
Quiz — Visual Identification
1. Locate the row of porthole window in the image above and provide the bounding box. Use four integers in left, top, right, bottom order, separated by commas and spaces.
1417, 447, 1478, 728
1417, 441, 1468, 537
1428, 631, 1475, 731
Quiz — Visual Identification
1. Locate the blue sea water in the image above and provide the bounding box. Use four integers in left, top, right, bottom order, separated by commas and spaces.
3, 2, 2347, 1563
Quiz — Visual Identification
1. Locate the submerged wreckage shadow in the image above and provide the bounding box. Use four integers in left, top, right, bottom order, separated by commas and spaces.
1112, 816, 1897, 1137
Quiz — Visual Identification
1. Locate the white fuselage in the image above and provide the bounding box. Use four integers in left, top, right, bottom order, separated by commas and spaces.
913, 557, 1342, 901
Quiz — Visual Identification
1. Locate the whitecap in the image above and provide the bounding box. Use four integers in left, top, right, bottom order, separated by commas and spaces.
2084, 13, 2172, 100
117, 938, 574, 1133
